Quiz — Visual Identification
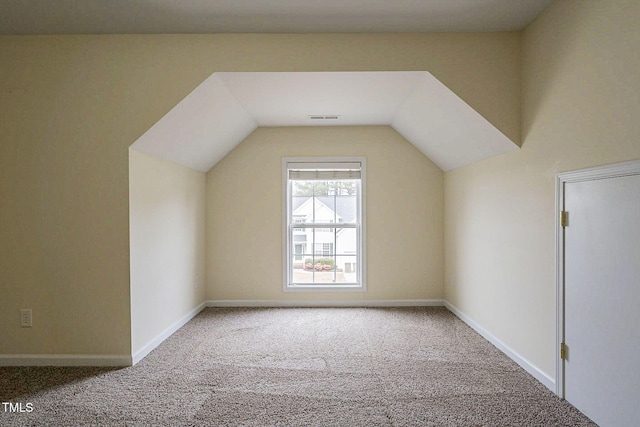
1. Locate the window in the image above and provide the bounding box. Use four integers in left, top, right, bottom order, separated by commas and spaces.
283, 158, 366, 291
293, 215, 305, 232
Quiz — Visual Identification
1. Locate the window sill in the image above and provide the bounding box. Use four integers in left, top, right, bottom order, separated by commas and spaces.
284, 283, 366, 292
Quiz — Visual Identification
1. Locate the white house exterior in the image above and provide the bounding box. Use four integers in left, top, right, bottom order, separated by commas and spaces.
291, 196, 357, 277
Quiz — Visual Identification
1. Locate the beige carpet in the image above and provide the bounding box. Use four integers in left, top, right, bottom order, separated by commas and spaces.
0, 307, 595, 426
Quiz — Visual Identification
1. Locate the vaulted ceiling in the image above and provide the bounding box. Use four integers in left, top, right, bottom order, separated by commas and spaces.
131, 71, 518, 172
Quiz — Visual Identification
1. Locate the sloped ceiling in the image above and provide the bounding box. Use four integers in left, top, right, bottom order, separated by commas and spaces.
131, 71, 518, 172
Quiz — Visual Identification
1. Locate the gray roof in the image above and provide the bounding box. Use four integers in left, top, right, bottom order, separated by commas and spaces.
292, 196, 357, 223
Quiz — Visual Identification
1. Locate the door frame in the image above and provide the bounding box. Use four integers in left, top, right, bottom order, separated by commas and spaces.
555, 159, 640, 398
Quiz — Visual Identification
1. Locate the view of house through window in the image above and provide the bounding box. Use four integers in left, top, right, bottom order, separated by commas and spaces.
284, 159, 365, 290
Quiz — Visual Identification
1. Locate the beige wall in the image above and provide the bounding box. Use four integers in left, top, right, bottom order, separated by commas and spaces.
3, 5, 637, 386
129, 149, 206, 357
0, 33, 518, 359
444, 0, 640, 380
206, 126, 443, 301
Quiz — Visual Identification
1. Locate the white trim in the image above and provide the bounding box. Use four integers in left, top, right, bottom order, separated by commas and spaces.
555, 159, 640, 398
557, 159, 640, 183
555, 170, 565, 398
444, 301, 556, 392
287, 161, 362, 171
283, 284, 365, 293
0, 303, 208, 367
132, 302, 206, 365
0, 354, 132, 367
206, 298, 556, 391
206, 299, 444, 308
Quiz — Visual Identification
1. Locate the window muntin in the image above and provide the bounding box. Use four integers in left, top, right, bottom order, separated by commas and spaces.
284, 158, 365, 291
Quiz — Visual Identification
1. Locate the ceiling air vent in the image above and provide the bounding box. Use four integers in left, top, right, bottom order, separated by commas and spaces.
309, 115, 340, 120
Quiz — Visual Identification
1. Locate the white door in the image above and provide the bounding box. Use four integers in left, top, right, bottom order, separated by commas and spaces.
563, 172, 640, 427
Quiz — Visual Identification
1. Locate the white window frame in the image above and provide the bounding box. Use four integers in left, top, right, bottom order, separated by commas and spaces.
283, 157, 366, 292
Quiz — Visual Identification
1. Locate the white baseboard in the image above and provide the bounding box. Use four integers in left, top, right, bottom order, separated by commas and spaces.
132, 302, 207, 365
0, 354, 132, 367
443, 301, 556, 392
1, 303, 208, 367
206, 299, 445, 308
0, 299, 557, 393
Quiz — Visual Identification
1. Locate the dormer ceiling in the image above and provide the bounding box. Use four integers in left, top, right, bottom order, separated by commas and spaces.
131, 71, 518, 172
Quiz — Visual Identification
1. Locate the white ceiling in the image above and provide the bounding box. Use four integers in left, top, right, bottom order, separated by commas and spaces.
131, 71, 518, 172
0, 0, 554, 35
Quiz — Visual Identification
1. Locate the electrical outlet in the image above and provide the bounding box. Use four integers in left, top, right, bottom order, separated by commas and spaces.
20, 309, 32, 327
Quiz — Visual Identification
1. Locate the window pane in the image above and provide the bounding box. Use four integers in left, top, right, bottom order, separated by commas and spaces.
292, 227, 310, 244
335, 194, 358, 224
336, 255, 358, 282
312, 195, 334, 224
291, 180, 359, 225
292, 260, 315, 284
291, 256, 359, 285
292, 180, 314, 197
335, 227, 358, 256
314, 228, 335, 256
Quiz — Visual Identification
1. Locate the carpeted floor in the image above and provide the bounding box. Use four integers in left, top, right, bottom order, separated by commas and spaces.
1, 307, 595, 426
